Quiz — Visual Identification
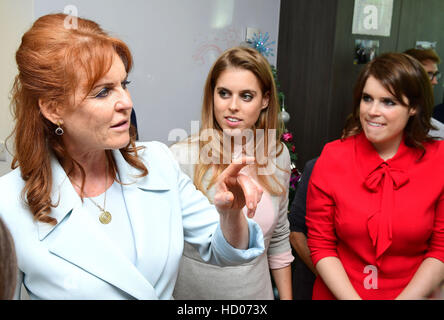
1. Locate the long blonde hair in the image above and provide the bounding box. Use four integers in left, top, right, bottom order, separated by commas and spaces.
194, 46, 286, 197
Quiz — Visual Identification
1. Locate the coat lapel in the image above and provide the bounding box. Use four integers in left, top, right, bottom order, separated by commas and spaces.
37, 153, 161, 299
113, 148, 173, 287
47, 203, 158, 299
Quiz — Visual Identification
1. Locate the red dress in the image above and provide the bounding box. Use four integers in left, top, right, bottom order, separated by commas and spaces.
306, 133, 444, 300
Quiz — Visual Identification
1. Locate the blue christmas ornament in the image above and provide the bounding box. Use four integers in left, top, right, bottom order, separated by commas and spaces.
248, 32, 276, 57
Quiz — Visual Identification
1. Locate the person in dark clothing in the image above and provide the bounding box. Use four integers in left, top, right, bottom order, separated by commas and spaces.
130, 108, 139, 140
433, 102, 444, 123
288, 157, 318, 300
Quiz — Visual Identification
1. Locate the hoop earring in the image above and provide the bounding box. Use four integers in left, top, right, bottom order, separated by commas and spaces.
55, 122, 64, 136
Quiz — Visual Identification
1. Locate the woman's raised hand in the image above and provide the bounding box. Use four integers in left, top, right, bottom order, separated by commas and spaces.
213, 157, 263, 218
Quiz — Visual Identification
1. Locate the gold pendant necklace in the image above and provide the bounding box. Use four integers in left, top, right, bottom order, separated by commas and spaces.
87, 196, 112, 225
69, 162, 112, 224
99, 210, 112, 224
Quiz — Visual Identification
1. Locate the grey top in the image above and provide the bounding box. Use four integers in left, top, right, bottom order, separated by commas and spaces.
169, 138, 293, 299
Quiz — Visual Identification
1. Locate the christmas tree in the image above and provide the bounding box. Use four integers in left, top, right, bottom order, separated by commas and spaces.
248, 33, 301, 206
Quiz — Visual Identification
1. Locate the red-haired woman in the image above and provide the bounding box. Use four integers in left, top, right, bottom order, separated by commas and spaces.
0, 14, 264, 300
306, 53, 444, 299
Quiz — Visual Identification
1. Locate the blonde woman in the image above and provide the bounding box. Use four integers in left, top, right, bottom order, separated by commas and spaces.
171, 47, 293, 299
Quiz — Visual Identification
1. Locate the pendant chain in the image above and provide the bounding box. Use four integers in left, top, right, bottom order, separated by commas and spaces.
69, 161, 111, 224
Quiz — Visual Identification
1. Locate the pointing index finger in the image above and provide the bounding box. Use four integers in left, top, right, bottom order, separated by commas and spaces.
223, 156, 255, 178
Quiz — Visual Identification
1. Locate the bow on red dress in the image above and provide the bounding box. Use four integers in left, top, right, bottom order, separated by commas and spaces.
365, 163, 409, 267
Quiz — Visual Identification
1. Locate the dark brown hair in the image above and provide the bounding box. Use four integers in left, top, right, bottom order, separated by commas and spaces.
343, 52, 435, 151
9, 14, 147, 225
0, 218, 17, 300
404, 48, 441, 64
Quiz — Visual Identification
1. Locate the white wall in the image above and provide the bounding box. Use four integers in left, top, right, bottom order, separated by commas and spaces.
34, 0, 281, 143
0, 0, 34, 176
0, 0, 281, 177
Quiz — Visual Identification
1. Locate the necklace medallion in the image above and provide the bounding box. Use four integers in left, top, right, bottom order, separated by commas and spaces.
99, 210, 112, 224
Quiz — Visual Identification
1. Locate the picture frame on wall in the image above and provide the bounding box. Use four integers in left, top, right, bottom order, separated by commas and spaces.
415, 41, 437, 50
352, 0, 394, 37
354, 39, 379, 64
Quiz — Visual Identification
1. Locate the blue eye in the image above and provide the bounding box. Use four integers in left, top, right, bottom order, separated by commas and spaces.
218, 89, 230, 98
122, 80, 131, 89
241, 93, 253, 101
95, 87, 111, 98
93, 80, 131, 98
382, 98, 396, 106
362, 94, 372, 102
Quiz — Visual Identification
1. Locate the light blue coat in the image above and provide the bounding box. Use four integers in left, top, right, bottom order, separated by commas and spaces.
0, 141, 264, 299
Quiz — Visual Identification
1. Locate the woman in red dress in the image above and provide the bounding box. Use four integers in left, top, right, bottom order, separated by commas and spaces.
306, 53, 444, 300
